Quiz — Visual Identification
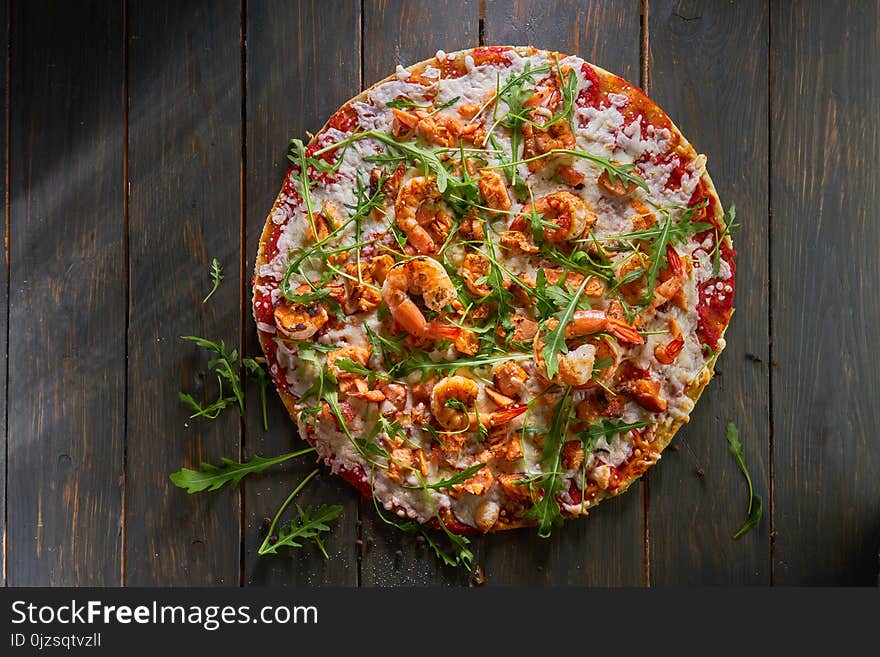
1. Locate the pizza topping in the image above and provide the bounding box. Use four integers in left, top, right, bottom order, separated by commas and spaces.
253, 47, 734, 535
381, 256, 461, 341
273, 296, 329, 341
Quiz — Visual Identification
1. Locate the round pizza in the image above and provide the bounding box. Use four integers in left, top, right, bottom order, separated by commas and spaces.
252, 46, 735, 541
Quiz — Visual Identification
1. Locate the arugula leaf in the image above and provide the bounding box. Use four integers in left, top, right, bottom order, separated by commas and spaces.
361, 130, 450, 192
640, 213, 674, 305
370, 487, 472, 569
578, 419, 654, 449
180, 336, 245, 414
170, 447, 315, 494
733, 495, 763, 540
540, 276, 590, 380
525, 387, 573, 537
287, 138, 319, 239
387, 95, 460, 113
713, 204, 737, 277
258, 469, 343, 558
726, 420, 763, 539
178, 386, 237, 420
404, 463, 486, 492
394, 352, 532, 379
242, 357, 270, 431
202, 258, 223, 304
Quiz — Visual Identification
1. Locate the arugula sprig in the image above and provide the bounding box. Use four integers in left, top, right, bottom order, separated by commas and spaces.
539, 276, 590, 380
713, 204, 737, 277
202, 258, 223, 304
726, 421, 763, 539
578, 419, 654, 449
525, 387, 574, 537
242, 357, 270, 430
387, 95, 460, 114
404, 463, 486, 492
180, 336, 244, 414
257, 469, 343, 558
170, 447, 316, 494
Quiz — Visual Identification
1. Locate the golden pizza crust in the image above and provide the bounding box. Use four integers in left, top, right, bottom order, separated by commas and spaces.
253, 46, 733, 532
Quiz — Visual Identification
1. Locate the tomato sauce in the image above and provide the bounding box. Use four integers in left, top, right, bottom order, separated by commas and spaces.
688, 185, 736, 349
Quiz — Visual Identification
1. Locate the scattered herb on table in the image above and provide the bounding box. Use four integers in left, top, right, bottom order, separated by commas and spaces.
170, 447, 316, 493
258, 469, 343, 558
202, 258, 224, 304
726, 420, 763, 539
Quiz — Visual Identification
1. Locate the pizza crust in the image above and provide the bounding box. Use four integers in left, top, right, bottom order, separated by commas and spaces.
253, 46, 733, 533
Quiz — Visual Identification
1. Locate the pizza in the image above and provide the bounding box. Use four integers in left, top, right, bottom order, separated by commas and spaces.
252, 46, 735, 539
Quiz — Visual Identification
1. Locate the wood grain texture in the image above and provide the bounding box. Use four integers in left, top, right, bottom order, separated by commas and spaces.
647, 0, 770, 584
244, 0, 360, 587
7, 0, 125, 585
126, 0, 242, 585
480, 0, 643, 587
0, 0, 7, 587
771, 0, 880, 585
359, 0, 479, 587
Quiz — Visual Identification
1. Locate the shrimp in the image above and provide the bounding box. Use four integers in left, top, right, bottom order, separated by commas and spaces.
654, 317, 685, 365
460, 252, 492, 297
381, 256, 461, 341
650, 245, 689, 310
533, 311, 644, 385
273, 298, 329, 341
478, 169, 512, 215
431, 376, 479, 431
492, 361, 528, 397
520, 191, 596, 243
431, 375, 528, 434
394, 176, 451, 254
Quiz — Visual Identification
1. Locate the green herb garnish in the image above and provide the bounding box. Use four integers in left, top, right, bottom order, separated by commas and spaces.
170, 447, 315, 494
726, 420, 763, 539
525, 387, 574, 537
257, 469, 343, 558
202, 258, 223, 304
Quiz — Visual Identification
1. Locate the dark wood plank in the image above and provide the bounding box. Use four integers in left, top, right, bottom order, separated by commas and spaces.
244, 0, 361, 586
0, 0, 7, 587
126, 0, 242, 585
771, 1, 880, 585
359, 0, 479, 587
7, 0, 125, 585
480, 0, 643, 587
647, 1, 770, 584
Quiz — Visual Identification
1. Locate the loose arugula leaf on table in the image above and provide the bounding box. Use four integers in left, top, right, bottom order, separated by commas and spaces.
180, 336, 244, 413
202, 258, 223, 304
170, 447, 316, 494
370, 490, 473, 569
178, 385, 237, 420
726, 420, 763, 539
258, 469, 343, 558
525, 387, 574, 538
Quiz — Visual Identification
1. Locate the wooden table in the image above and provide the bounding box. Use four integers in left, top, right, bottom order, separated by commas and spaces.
4, 0, 878, 587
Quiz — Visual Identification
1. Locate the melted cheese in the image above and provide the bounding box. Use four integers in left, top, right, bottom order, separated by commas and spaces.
253, 48, 730, 528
